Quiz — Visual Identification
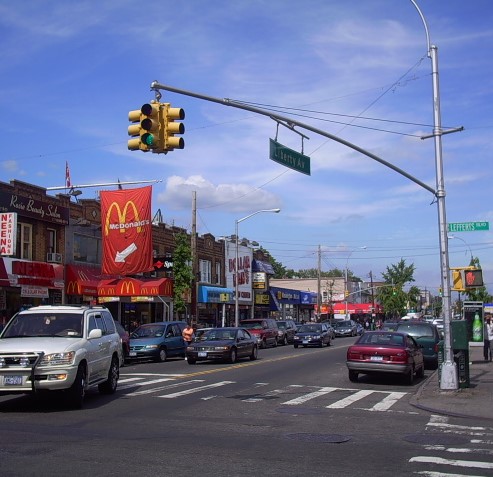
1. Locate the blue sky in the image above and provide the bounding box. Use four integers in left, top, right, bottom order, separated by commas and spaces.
1, 0, 493, 293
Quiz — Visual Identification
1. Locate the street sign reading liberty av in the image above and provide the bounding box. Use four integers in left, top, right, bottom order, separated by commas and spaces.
447, 221, 489, 232
269, 139, 311, 176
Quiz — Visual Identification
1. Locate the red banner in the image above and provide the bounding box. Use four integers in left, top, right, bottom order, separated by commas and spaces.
100, 186, 153, 275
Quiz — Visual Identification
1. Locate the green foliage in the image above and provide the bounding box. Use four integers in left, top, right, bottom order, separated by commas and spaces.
172, 232, 194, 316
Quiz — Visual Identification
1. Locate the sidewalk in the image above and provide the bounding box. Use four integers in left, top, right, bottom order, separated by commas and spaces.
411, 344, 493, 421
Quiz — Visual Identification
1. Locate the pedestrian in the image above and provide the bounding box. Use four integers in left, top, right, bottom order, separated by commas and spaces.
182, 322, 194, 360
484, 314, 493, 362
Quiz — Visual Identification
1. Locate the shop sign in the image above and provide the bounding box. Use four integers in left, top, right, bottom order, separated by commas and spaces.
0, 212, 17, 256
21, 285, 49, 298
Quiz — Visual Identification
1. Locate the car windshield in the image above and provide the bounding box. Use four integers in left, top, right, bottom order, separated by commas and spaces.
131, 325, 166, 338
2, 313, 83, 338
396, 323, 434, 338
334, 321, 350, 328
199, 329, 237, 341
277, 322, 287, 329
357, 333, 404, 346
242, 322, 263, 330
298, 324, 322, 333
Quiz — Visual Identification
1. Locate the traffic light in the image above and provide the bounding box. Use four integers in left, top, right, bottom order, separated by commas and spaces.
344, 290, 349, 298
162, 103, 185, 152
128, 103, 161, 152
392, 287, 396, 295
464, 268, 483, 288
452, 270, 464, 291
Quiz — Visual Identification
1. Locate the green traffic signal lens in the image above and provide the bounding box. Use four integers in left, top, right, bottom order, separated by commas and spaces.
142, 133, 155, 146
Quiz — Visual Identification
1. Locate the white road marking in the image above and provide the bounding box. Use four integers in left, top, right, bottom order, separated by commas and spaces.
157, 381, 235, 398
410, 456, 493, 470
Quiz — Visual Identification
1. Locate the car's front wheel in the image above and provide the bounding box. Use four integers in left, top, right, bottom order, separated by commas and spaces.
155, 348, 167, 362
67, 364, 86, 409
229, 348, 237, 364
249, 345, 258, 361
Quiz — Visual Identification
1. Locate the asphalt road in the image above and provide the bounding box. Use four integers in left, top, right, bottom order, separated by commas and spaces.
1, 337, 492, 477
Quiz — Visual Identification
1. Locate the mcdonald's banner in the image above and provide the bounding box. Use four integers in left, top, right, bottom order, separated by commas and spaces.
98, 277, 173, 297
100, 185, 154, 275
65, 264, 101, 296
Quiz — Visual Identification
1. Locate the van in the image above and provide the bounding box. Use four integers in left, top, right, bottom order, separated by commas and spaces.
240, 319, 279, 348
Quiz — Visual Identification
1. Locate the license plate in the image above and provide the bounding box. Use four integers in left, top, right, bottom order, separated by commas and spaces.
129, 351, 137, 357
198, 352, 207, 358
302, 340, 309, 344
370, 356, 383, 361
4, 375, 23, 385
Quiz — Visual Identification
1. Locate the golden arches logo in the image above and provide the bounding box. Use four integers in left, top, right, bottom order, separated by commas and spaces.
141, 286, 159, 295
104, 201, 142, 236
120, 280, 136, 295
100, 287, 116, 296
66, 281, 80, 294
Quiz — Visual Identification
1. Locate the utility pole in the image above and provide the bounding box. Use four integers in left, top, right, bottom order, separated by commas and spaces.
317, 245, 321, 322
369, 271, 375, 318
191, 191, 198, 325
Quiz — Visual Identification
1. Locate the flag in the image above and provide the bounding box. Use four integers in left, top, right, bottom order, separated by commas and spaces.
65, 161, 71, 188
100, 186, 154, 275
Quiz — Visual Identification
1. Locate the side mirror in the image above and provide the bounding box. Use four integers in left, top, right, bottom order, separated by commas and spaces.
88, 328, 102, 339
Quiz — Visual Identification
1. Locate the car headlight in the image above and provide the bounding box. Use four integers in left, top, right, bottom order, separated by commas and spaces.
39, 352, 75, 366
145, 344, 159, 350
294, 336, 300, 340
214, 346, 231, 351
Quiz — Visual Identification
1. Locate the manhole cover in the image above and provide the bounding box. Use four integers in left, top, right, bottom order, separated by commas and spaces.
403, 433, 469, 446
285, 433, 351, 444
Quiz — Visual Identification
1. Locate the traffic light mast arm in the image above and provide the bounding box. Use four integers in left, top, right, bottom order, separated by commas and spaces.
150, 81, 436, 195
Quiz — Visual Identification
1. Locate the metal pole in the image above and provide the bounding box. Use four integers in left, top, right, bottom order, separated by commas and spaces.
410, 0, 458, 390
234, 209, 281, 327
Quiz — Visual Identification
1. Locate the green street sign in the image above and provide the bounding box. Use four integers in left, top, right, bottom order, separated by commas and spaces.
269, 139, 311, 176
448, 221, 489, 232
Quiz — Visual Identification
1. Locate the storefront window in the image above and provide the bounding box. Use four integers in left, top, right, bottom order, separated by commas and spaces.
16, 223, 32, 260
199, 259, 211, 283
73, 233, 101, 264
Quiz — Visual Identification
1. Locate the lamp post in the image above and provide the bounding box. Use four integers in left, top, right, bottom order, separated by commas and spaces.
344, 246, 367, 319
234, 208, 281, 326
411, 0, 458, 390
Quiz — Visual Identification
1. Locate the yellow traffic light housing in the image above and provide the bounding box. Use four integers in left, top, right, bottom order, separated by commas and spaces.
162, 103, 185, 152
128, 103, 161, 152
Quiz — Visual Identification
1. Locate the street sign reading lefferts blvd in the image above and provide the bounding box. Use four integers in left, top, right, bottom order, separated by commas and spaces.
269, 139, 311, 176
448, 221, 489, 232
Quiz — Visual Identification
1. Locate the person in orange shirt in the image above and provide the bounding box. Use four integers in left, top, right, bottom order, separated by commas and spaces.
182, 323, 194, 360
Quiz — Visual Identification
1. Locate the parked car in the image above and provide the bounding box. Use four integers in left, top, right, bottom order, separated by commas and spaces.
128, 321, 187, 362
240, 319, 279, 349
186, 327, 258, 364
346, 331, 425, 385
276, 319, 297, 345
324, 323, 336, 340
293, 323, 331, 348
355, 323, 365, 335
0, 305, 121, 408
393, 320, 442, 369
114, 321, 130, 366
381, 322, 400, 332
333, 320, 358, 337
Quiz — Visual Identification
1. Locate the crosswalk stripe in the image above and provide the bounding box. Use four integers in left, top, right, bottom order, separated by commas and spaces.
410, 455, 493, 470
326, 389, 375, 409
125, 379, 205, 396
369, 391, 408, 412
282, 387, 339, 405
157, 381, 235, 399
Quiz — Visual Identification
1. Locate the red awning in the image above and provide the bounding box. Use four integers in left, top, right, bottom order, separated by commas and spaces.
98, 277, 173, 297
65, 265, 102, 296
331, 303, 382, 314
0, 258, 9, 287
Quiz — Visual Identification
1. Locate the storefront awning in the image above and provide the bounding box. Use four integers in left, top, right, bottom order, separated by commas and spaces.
198, 285, 234, 303
65, 264, 101, 296
98, 277, 173, 297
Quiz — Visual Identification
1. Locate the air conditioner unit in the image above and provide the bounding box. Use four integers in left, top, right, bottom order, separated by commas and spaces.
46, 253, 62, 263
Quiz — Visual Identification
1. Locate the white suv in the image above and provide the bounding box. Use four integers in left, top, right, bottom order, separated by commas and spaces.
0, 305, 122, 408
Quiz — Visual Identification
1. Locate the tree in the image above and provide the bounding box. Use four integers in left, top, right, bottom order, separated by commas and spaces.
376, 259, 416, 319
172, 232, 194, 320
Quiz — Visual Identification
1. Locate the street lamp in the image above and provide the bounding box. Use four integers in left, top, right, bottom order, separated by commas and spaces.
234, 208, 281, 326
447, 234, 474, 264
345, 246, 367, 319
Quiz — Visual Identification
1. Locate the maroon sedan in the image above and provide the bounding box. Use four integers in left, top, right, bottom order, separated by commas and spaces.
346, 331, 425, 385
